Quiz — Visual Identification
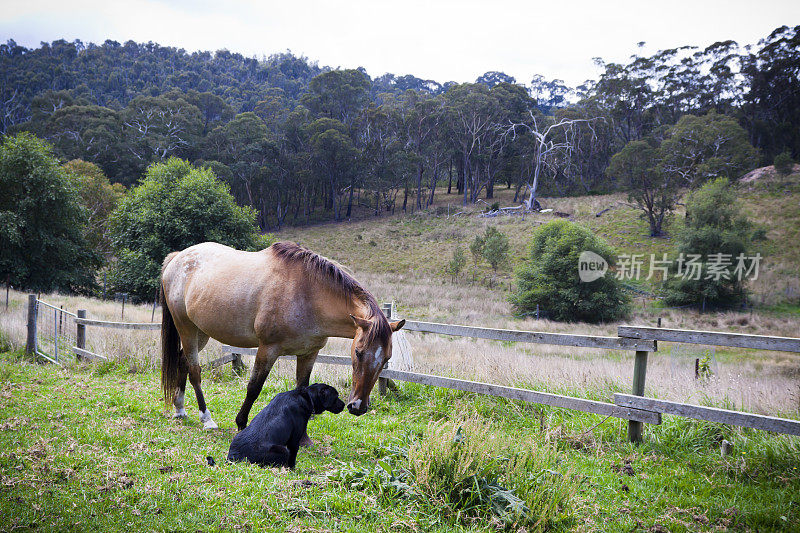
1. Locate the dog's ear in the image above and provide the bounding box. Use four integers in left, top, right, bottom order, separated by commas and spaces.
324, 386, 338, 408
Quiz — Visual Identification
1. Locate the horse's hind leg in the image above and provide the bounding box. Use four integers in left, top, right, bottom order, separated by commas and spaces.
184, 332, 218, 430
173, 352, 189, 418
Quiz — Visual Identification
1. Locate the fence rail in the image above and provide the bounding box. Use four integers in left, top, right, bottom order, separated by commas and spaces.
73, 317, 161, 331
618, 325, 800, 353
406, 320, 656, 351
221, 346, 662, 425
25, 294, 800, 442
615, 394, 800, 436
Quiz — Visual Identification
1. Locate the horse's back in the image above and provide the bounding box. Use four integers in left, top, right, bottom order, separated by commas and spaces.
162, 242, 276, 347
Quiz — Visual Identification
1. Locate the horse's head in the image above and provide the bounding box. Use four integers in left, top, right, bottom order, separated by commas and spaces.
347, 314, 405, 415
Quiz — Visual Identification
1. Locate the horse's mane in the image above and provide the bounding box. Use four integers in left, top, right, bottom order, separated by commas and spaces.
270, 242, 392, 344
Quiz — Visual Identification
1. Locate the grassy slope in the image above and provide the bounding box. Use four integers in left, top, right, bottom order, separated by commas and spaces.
279, 174, 800, 308
1, 354, 799, 532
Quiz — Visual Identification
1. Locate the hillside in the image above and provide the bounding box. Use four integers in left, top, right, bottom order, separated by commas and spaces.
279, 170, 800, 311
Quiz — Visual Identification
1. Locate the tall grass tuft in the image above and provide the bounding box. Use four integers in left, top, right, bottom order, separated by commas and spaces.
406, 414, 576, 530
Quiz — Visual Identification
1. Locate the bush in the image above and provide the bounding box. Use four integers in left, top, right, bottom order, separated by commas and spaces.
481, 226, 510, 272
445, 246, 466, 282
0, 133, 99, 293
663, 177, 752, 308
108, 157, 266, 300
774, 151, 795, 176
510, 220, 630, 323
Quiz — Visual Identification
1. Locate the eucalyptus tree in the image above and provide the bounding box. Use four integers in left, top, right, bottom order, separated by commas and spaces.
307, 117, 358, 221
506, 112, 601, 210
205, 111, 279, 229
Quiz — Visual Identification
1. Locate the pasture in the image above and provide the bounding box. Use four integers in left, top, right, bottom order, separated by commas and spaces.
1, 290, 800, 531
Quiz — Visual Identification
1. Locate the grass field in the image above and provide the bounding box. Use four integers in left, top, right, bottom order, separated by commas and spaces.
1, 350, 799, 532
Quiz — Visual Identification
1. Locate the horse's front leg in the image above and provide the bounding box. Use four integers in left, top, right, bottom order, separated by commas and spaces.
235, 344, 280, 431
296, 351, 320, 447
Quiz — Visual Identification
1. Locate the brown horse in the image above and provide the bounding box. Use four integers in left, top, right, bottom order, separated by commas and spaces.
160, 241, 404, 430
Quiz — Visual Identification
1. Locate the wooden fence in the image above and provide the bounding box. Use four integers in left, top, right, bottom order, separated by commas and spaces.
24, 294, 800, 442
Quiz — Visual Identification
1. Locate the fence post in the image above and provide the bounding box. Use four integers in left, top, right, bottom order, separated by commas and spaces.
379, 302, 393, 396
628, 350, 649, 443
26, 294, 37, 357
76, 310, 86, 361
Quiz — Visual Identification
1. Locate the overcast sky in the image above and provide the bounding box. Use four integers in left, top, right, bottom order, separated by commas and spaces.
2, 0, 798, 87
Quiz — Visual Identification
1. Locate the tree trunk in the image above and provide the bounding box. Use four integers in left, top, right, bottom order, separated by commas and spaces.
416, 163, 423, 210
346, 182, 354, 218
463, 153, 469, 206
447, 159, 453, 194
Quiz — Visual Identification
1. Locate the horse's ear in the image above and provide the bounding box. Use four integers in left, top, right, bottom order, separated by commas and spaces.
350, 314, 372, 330
390, 319, 405, 332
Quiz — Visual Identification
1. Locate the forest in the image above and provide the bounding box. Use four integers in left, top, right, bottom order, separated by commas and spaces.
1, 25, 799, 230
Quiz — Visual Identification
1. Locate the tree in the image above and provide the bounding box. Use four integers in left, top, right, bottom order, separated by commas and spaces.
511, 220, 630, 323
608, 139, 678, 237
445, 246, 466, 283
506, 114, 600, 210
469, 234, 484, 280
62, 159, 125, 260
0, 133, 99, 292
774, 151, 795, 176
658, 112, 758, 187
108, 157, 265, 300
663, 178, 753, 309
481, 226, 510, 272
741, 25, 800, 161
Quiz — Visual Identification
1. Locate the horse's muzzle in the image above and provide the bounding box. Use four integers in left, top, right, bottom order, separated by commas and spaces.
346, 399, 367, 416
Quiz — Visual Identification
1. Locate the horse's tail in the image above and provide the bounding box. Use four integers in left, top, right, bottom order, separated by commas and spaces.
160, 254, 182, 406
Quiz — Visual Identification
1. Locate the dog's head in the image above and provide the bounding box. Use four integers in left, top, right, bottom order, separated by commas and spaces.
305, 383, 346, 415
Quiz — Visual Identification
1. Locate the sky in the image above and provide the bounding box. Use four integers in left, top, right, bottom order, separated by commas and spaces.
1, 0, 799, 87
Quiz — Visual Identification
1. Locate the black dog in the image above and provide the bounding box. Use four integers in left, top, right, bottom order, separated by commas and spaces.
227, 383, 345, 468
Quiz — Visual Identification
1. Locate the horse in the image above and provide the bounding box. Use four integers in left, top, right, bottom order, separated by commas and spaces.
159, 241, 405, 431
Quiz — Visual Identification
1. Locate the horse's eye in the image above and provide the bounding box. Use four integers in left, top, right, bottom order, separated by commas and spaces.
355, 349, 364, 359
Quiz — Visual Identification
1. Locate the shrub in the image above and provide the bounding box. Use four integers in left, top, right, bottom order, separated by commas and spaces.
108, 157, 266, 300
481, 226, 510, 272
774, 151, 795, 176
510, 219, 630, 323
445, 246, 466, 282
663, 177, 752, 309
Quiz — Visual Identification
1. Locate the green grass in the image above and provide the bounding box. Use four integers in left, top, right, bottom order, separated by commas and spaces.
1, 352, 799, 532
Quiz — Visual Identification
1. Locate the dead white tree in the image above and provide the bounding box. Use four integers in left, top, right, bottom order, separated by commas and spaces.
507, 114, 600, 211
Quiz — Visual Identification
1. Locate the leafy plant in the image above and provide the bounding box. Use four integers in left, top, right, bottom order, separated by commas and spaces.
511, 219, 630, 323
774, 151, 795, 176
445, 246, 466, 283
663, 177, 752, 309
108, 157, 266, 300
0, 133, 100, 293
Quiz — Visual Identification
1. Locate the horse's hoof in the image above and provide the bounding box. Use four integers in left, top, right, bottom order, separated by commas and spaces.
299, 435, 313, 447
173, 409, 187, 419
200, 410, 218, 430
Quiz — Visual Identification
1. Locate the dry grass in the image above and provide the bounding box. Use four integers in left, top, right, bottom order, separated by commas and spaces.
7, 278, 798, 419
